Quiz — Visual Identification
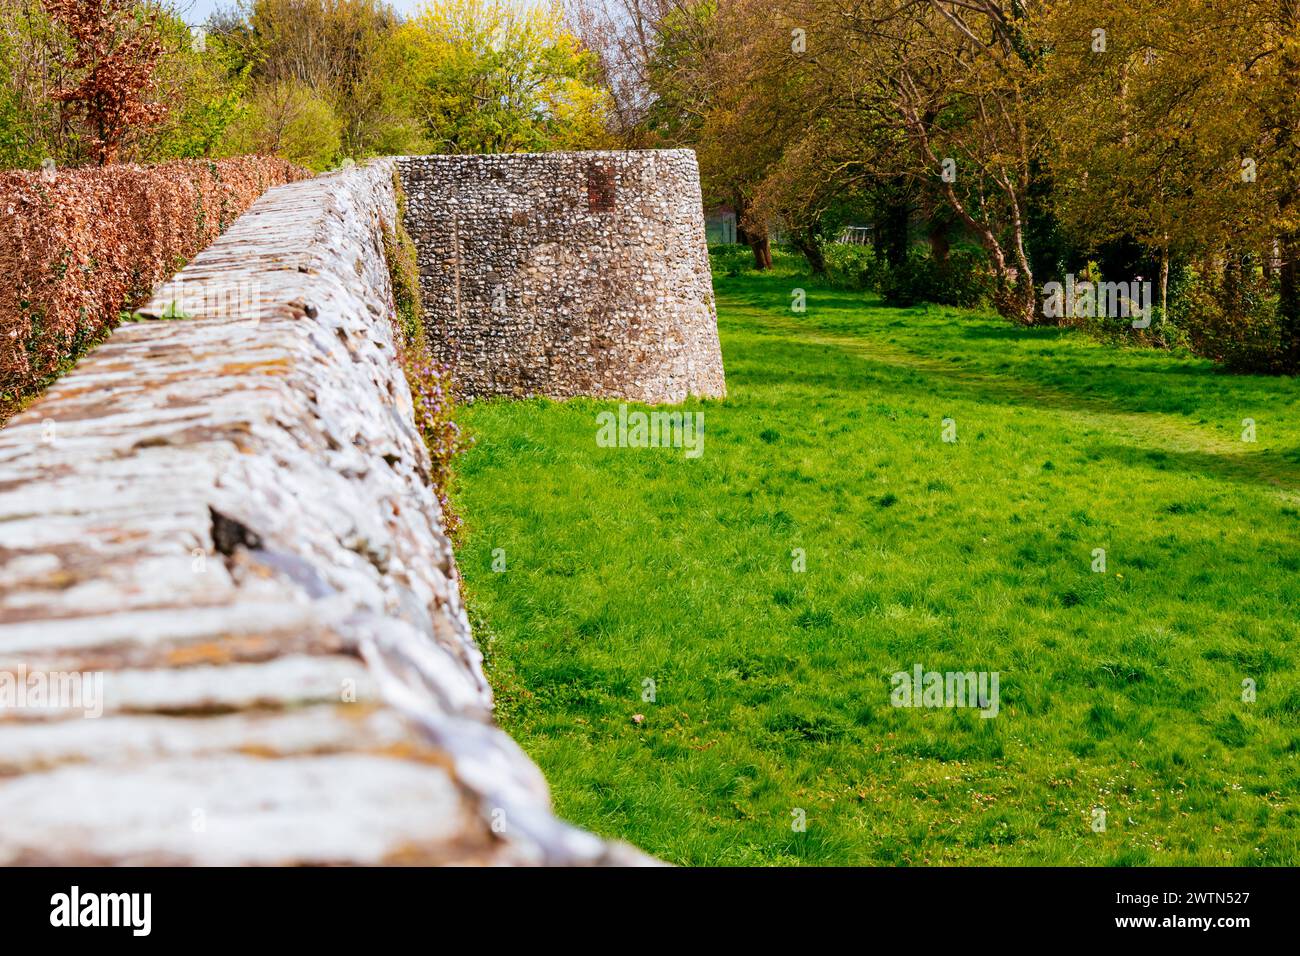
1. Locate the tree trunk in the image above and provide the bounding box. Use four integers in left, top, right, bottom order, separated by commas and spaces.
791, 230, 826, 276
990, 272, 1037, 326
927, 221, 950, 265
1005, 190, 1037, 325
917, 125, 1035, 324
1223, 251, 1243, 308
875, 178, 911, 268
734, 194, 771, 271
1159, 243, 1170, 321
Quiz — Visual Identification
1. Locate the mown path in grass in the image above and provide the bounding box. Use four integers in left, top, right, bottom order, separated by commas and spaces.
452, 268, 1300, 866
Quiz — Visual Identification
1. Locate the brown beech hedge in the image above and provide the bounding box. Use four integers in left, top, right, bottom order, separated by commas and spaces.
0, 156, 309, 417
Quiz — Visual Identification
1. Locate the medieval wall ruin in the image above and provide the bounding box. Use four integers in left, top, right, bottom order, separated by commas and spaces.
396, 150, 726, 404
0, 161, 648, 866
0, 150, 726, 864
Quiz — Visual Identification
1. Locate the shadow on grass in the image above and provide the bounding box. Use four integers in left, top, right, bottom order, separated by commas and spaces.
1081, 442, 1300, 498
721, 304, 1300, 497
719, 270, 1299, 413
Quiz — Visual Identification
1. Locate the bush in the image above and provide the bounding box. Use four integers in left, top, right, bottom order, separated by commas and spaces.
708, 243, 753, 277
880, 248, 991, 308
1057, 261, 1149, 340
0, 155, 308, 422
823, 243, 876, 289
707, 243, 805, 276
1178, 273, 1284, 373
223, 81, 345, 172
853, 252, 892, 292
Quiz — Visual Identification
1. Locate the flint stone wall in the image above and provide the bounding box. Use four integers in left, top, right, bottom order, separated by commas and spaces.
396, 150, 726, 404
0, 161, 647, 866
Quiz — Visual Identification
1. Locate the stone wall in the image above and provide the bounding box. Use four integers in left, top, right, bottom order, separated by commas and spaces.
396, 150, 726, 404
0, 161, 648, 866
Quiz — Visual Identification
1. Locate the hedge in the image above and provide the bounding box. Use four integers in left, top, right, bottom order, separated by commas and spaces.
0, 156, 309, 419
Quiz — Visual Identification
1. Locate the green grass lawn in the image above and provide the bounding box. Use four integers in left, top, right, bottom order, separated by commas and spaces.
450, 259, 1300, 866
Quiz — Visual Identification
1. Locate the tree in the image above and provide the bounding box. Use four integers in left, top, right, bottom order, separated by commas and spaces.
681, 1, 774, 268
687, 0, 1047, 306
1038, 0, 1300, 365
223, 77, 343, 169
134, 8, 250, 160
876, 1, 1045, 323
239, 0, 420, 159
400, 0, 612, 154
565, 1, 785, 267
1236, 0, 1300, 366
43, 0, 167, 165
707, 0, 906, 275
561, 0, 682, 144
0, 0, 63, 167
1039, 2, 1255, 325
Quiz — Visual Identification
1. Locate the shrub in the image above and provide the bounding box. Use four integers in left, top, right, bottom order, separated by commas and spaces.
1058, 260, 1152, 341
852, 252, 892, 292
1178, 273, 1284, 373
880, 248, 992, 308
822, 243, 876, 289
708, 243, 755, 277
222, 81, 345, 172
707, 243, 806, 277
0, 155, 308, 422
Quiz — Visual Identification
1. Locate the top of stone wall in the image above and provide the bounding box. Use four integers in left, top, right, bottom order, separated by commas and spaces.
393, 148, 699, 160
0, 161, 650, 866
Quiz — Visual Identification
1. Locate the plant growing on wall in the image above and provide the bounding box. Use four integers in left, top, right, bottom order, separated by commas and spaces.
43, 0, 167, 165
383, 172, 470, 532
